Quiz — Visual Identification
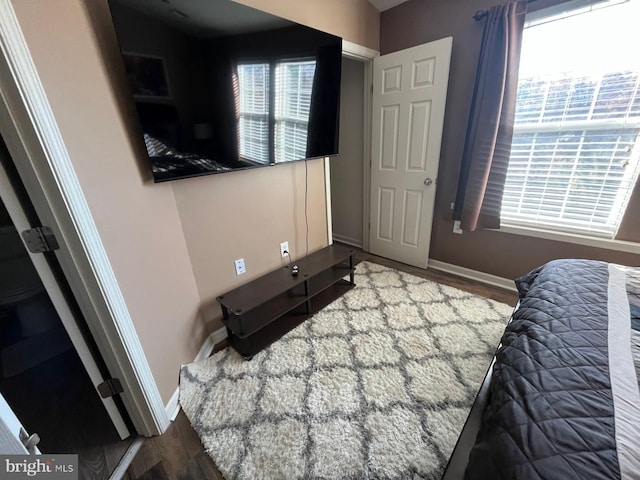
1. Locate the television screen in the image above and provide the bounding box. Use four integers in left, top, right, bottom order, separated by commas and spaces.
107, 0, 342, 182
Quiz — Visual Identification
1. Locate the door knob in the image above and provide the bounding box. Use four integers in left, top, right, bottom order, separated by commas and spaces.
424, 178, 433, 186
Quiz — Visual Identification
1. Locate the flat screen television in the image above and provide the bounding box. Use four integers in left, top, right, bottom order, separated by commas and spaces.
107, 0, 342, 182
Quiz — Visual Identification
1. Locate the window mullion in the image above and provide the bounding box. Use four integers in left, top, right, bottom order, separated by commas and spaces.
611, 132, 640, 235
517, 133, 536, 214
587, 76, 602, 120
268, 60, 275, 164
557, 132, 582, 221
537, 133, 560, 223
599, 132, 623, 227
624, 76, 640, 119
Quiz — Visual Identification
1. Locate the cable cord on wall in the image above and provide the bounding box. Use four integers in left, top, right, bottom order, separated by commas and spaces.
304, 158, 309, 257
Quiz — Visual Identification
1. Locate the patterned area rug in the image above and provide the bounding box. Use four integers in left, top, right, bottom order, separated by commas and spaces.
179, 261, 513, 480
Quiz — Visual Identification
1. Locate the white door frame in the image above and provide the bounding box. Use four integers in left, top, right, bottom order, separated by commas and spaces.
326, 40, 377, 250
0, 0, 168, 437
0, 148, 130, 439
0, 393, 30, 454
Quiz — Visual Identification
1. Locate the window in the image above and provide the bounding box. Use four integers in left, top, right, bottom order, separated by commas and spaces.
275, 60, 316, 162
501, 1, 640, 238
237, 60, 316, 165
237, 63, 270, 164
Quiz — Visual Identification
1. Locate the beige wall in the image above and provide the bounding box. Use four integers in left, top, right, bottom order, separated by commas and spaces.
381, 0, 640, 279
172, 160, 328, 327
11, 0, 205, 404
10, 0, 377, 407
236, 0, 380, 51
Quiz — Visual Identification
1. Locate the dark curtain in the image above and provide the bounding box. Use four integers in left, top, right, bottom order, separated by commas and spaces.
453, 1, 527, 231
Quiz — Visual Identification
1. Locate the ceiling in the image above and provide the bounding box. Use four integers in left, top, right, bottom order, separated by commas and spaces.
367, 0, 409, 12
110, 0, 408, 39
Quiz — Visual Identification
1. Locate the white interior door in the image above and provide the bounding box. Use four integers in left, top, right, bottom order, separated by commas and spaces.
369, 37, 452, 268
0, 154, 130, 441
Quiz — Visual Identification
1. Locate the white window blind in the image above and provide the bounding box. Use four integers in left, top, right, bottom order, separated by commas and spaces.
501, 1, 640, 237
275, 60, 316, 162
237, 63, 270, 164
237, 59, 316, 164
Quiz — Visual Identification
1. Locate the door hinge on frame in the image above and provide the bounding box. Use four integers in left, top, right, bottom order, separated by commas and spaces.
97, 378, 124, 398
21, 226, 59, 253
19, 427, 40, 454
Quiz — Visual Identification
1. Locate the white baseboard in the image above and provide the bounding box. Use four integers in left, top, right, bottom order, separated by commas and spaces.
210, 325, 229, 347
427, 259, 517, 293
332, 234, 363, 248
109, 436, 144, 480
165, 387, 181, 422
164, 326, 228, 421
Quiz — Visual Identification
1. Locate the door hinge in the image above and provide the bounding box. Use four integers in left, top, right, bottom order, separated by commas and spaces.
21, 226, 59, 253
97, 378, 124, 398
19, 427, 40, 454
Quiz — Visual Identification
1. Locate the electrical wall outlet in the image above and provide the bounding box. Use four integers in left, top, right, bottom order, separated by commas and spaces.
234, 258, 246, 275
280, 241, 289, 258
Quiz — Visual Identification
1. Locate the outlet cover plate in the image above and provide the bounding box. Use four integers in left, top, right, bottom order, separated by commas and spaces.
234, 258, 246, 275
280, 242, 289, 258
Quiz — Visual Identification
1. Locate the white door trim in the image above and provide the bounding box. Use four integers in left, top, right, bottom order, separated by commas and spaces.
0, 0, 168, 436
362, 59, 373, 252
0, 154, 130, 439
342, 39, 379, 62
338, 40, 377, 251
0, 393, 30, 454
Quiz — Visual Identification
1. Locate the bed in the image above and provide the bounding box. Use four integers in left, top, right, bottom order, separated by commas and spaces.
443, 258, 640, 480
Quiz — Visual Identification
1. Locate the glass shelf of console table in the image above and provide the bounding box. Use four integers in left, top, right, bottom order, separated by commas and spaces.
216, 244, 355, 358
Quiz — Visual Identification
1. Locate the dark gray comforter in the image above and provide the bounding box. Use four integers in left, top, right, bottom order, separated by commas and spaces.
464, 259, 640, 480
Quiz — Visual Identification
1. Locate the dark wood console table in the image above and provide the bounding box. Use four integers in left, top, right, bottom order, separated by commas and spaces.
216, 245, 355, 359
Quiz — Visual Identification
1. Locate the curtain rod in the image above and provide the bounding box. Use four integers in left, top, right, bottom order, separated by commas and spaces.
473, 0, 536, 21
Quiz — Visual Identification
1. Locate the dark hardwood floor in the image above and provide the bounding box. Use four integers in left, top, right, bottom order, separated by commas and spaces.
123, 248, 517, 480
122, 411, 223, 480
352, 248, 517, 306
0, 308, 133, 480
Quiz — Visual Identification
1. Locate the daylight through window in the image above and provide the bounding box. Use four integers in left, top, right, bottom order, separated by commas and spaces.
237, 60, 316, 165
501, 1, 640, 237
275, 60, 316, 162
237, 63, 270, 164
